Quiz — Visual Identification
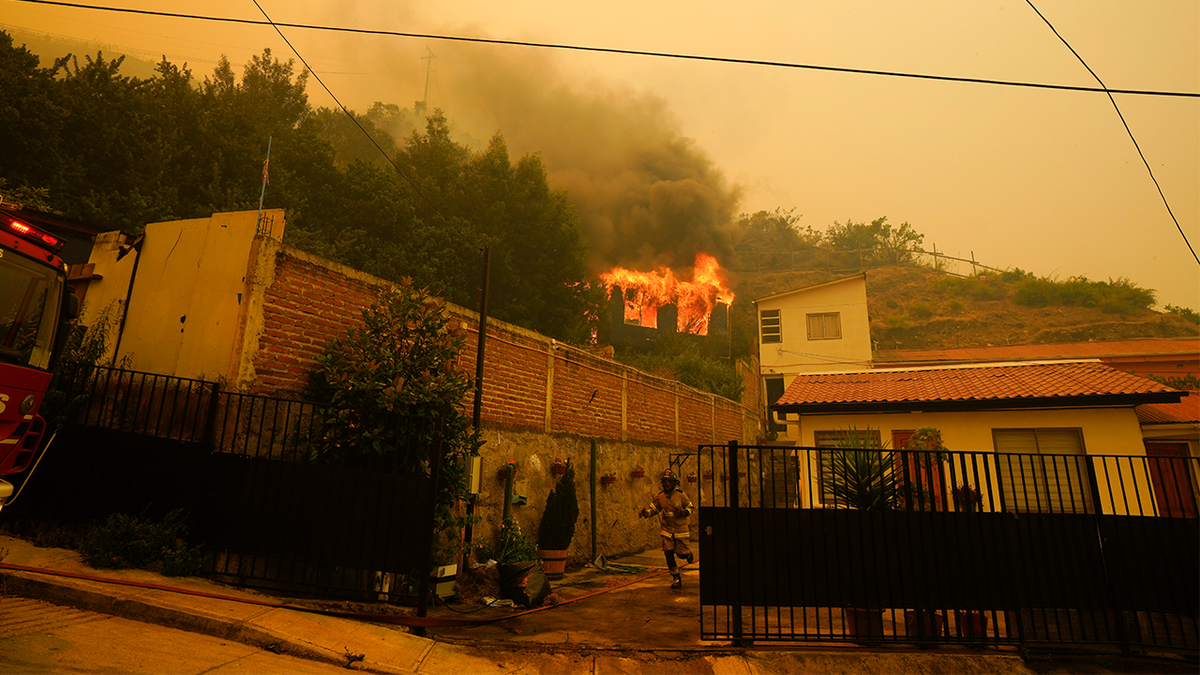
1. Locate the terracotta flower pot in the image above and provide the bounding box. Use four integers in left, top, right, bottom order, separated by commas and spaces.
537, 549, 568, 578
601, 475, 616, 485
632, 469, 646, 478
842, 607, 884, 637
905, 610, 945, 646
954, 610, 989, 638
552, 465, 566, 475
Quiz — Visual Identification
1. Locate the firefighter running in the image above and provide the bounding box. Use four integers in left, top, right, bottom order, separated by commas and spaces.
638, 469, 695, 589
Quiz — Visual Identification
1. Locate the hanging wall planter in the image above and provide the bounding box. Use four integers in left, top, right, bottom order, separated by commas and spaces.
551, 458, 567, 475
600, 473, 617, 485
632, 467, 646, 478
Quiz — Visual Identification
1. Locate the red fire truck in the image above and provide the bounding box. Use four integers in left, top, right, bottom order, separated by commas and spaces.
0, 212, 78, 511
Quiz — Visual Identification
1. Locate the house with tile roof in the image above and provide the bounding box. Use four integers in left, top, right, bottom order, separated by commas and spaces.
769, 360, 1189, 515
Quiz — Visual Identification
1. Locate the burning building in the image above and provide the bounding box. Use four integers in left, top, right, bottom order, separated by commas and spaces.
600, 253, 734, 356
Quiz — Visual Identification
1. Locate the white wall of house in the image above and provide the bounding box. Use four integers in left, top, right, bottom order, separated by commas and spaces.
755, 274, 871, 440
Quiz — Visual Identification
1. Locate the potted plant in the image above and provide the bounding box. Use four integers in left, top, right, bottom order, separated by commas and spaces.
600, 472, 617, 485
551, 457, 567, 475
537, 463, 579, 579
687, 471, 697, 483
820, 426, 898, 637
498, 460, 518, 480
952, 483, 983, 513
631, 467, 646, 478
896, 426, 949, 511
905, 608, 946, 647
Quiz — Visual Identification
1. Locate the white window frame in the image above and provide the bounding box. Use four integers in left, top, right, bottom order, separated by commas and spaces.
760, 309, 782, 343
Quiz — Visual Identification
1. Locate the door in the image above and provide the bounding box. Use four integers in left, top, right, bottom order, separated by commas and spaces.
892, 430, 946, 511
1144, 442, 1198, 518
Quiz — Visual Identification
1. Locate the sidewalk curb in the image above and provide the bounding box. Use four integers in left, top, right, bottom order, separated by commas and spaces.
0, 569, 417, 674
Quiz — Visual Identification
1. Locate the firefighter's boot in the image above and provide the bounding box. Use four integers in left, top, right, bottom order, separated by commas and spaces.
670, 571, 683, 590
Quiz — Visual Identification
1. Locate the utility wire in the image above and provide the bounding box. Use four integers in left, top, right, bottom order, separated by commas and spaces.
1024, 0, 1197, 265
249, 0, 447, 219
16, 0, 1200, 99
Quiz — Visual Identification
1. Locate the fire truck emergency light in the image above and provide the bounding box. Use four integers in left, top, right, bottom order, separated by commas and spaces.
4, 217, 63, 250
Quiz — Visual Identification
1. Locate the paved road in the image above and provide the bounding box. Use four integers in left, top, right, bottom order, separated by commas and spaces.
0, 595, 354, 674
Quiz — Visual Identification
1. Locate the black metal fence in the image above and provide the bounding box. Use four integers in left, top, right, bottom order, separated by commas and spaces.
17, 363, 445, 606
698, 442, 1199, 652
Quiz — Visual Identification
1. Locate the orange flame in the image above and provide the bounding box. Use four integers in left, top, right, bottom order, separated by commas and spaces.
599, 253, 735, 335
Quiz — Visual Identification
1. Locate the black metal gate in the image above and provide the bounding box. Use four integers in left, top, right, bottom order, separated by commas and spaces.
12, 363, 445, 607
697, 441, 1199, 652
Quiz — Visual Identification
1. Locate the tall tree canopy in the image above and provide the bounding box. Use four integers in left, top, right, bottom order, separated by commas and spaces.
0, 32, 595, 342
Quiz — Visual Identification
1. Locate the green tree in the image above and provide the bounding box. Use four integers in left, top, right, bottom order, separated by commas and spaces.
306, 280, 483, 562
826, 216, 924, 267
733, 208, 824, 271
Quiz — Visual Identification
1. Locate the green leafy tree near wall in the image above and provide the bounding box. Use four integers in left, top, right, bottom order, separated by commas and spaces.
305, 280, 483, 563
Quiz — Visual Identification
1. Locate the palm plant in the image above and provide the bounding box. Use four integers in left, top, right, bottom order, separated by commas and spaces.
820, 426, 898, 510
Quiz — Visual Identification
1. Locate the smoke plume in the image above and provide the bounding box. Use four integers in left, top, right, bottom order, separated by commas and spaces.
348, 17, 742, 274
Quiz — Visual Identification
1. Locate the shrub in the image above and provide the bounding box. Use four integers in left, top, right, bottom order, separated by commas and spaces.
1147, 373, 1200, 390
305, 280, 484, 565
79, 509, 201, 576
538, 463, 579, 551
819, 427, 897, 511
908, 302, 934, 320
946, 299, 964, 314
1164, 305, 1199, 325
615, 333, 743, 401
1013, 274, 1155, 313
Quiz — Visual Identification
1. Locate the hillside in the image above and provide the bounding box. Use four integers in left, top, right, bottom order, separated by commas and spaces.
729, 266, 1199, 351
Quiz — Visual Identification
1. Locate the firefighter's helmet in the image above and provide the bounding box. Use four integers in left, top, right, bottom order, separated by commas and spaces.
660, 469, 680, 486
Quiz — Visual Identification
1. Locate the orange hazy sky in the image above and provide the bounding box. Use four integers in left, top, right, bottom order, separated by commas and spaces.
2, 0, 1197, 309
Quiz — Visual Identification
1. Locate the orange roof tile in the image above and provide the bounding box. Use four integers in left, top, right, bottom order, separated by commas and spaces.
874, 338, 1199, 365
1137, 390, 1200, 424
775, 361, 1182, 413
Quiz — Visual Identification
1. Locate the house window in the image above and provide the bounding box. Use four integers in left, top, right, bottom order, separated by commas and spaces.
994, 428, 1093, 514
815, 428, 887, 507
806, 312, 841, 340
765, 377, 786, 433
760, 309, 782, 343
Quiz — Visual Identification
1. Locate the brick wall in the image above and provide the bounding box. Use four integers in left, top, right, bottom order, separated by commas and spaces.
248, 245, 760, 447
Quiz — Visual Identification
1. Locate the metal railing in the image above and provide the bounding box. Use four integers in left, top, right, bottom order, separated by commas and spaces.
697, 443, 1199, 652
29, 363, 446, 606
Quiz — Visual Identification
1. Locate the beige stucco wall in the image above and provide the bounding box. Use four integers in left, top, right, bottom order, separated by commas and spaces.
787, 405, 1158, 515
92, 210, 284, 380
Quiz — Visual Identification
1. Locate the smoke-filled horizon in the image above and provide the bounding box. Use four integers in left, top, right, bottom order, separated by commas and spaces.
2, 1, 1196, 309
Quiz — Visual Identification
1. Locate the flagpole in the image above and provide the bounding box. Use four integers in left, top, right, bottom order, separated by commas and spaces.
256, 136, 273, 232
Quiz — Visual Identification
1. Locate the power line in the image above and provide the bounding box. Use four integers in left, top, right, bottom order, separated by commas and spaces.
247, 0, 447, 220
1024, 0, 1197, 266
15, 0, 1200, 99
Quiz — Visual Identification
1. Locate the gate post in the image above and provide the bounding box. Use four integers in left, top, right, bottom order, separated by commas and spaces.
728, 440, 752, 647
